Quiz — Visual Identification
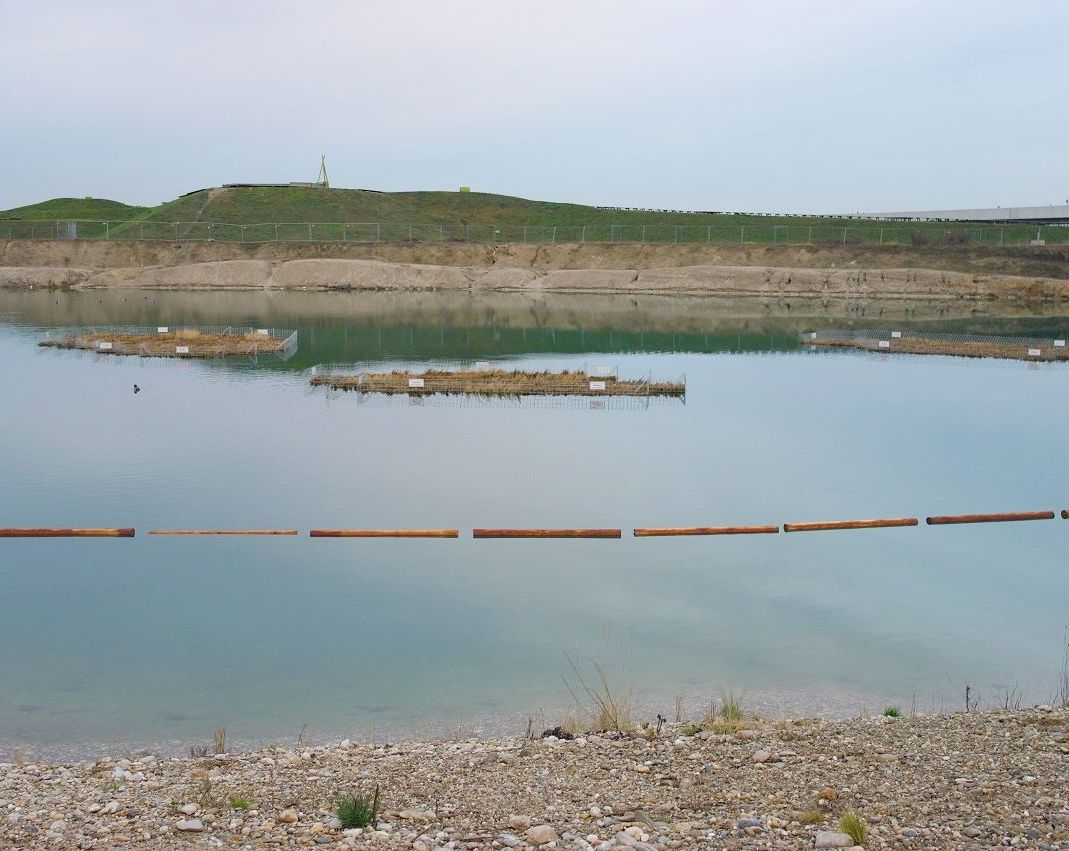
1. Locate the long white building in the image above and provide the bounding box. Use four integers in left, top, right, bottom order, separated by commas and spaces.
873, 205, 1069, 224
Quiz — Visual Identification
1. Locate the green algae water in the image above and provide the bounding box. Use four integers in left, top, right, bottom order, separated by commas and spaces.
2, 289, 1068, 758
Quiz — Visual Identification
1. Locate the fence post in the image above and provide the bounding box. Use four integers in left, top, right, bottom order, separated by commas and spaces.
105, 221, 109, 240
552, 226, 557, 243
641, 225, 646, 242
808, 226, 812, 243
440, 224, 444, 242
879, 228, 883, 245
409, 223, 413, 242
740, 226, 744, 244
376, 223, 381, 242
241, 225, 245, 243
523, 225, 527, 243
707, 225, 711, 243
465, 224, 469, 242
581, 225, 586, 242
1000, 227, 1004, 246
842, 226, 847, 246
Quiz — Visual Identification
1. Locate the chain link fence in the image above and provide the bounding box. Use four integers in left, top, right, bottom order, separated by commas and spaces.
801, 329, 1069, 361
3, 219, 1065, 247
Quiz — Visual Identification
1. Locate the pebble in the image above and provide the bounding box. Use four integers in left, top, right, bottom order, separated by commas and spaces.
279, 808, 299, 824
526, 824, 559, 845
815, 830, 855, 848
176, 818, 204, 832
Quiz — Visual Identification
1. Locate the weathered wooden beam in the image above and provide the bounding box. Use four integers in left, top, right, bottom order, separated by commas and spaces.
309, 529, 459, 538
473, 528, 621, 539
149, 530, 298, 536
783, 518, 918, 532
633, 525, 779, 537
1062, 509, 1068, 520
0, 528, 135, 538
926, 511, 1055, 526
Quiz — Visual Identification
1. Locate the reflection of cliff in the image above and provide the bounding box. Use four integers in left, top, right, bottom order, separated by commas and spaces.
2, 290, 1067, 369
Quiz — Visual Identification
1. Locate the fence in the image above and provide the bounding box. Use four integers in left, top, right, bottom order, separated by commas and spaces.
40, 325, 299, 360
2, 219, 1065, 247
801, 329, 1069, 362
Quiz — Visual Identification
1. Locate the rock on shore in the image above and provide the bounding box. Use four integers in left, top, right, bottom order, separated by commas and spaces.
2, 708, 1067, 849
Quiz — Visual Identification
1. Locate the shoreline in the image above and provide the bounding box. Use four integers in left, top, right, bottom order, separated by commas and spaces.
2, 707, 1066, 849
1, 239, 1068, 304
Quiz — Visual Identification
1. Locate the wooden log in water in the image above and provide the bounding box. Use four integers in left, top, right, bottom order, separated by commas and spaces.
926, 511, 1055, 526
0, 528, 135, 538
473, 528, 622, 539
783, 518, 918, 533
149, 530, 298, 536
310, 529, 460, 538
633, 525, 779, 537
1063, 509, 1069, 520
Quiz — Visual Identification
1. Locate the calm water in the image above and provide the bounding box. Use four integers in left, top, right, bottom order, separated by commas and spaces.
2, 289, 1068, 758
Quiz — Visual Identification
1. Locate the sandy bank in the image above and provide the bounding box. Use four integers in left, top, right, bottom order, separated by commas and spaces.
1, 708, 1066, 849
2, 256, 1068, 304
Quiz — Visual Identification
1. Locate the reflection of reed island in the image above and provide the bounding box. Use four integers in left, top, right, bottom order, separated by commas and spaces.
803, 329, 1069, 362
310, 368, 685, 398
39, 327, 296, 358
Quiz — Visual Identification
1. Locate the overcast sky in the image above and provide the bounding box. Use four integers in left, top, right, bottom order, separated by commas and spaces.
2, 0, 1067, 214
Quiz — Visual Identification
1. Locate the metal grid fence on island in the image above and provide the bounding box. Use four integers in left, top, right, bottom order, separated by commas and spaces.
3, 218, 1065, 247
308, 363, 686, 408
39, 325, 299, 360
801, 329, 1069, 361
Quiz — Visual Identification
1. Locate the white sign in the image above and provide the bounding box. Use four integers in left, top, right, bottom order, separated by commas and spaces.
810, 332, 817, 339
176, 345, 190, 354
1055, 340, 1066, 347
408, 378, 425, 388
594, 366, 611, 376
891, 331, 902, 338
878, 340, 890, 349
256, 329, 269, 335
157, 326, 169, 333
1028, 348, 1041, 357
589, 380, 606, 390
97, 341, 113, 350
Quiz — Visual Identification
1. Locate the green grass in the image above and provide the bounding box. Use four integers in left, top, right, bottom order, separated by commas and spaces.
228, 795, 253, 810
2, 186, 1065, 246
336, 787, 379, 829
883, 705, 901, 718
0, 197, 150, 221
840, 809, 868, 845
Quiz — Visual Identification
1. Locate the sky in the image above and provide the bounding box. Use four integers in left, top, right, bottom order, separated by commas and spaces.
1, 0, 1067, 214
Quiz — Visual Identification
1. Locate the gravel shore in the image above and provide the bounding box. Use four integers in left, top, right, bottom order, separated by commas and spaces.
2, 708, 1067, 850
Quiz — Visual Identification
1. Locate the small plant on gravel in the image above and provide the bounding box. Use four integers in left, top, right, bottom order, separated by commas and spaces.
883, 705, 901, 718
840, 809, 867, 845
228, 795, 253, 810
189, 743, 211, 758
702, 690, 751, 733
561, 653, 634, 734
196, 778, 216, 808
797, 809, 823, 825
336, 786, 380, 829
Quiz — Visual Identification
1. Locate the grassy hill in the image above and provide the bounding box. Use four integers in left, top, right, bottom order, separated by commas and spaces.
1, 186, 874, 228
2, 187, 1063, 245
0, 197, 151, 221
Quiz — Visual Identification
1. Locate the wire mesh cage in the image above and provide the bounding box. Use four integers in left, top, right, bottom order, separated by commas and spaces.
800, 329, 1069, 362
38, 325, 299, 360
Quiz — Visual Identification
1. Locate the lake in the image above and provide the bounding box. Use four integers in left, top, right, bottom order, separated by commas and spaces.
1, 288, 1068, 759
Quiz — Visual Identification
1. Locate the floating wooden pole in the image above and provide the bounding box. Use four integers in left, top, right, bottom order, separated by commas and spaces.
783, 518, 918, 533
926, 511, 1055, 526
473, 528, 622, 539
1062, 509, 1068, 520
310, 529, 459, 538
149, 530, 298, 536
0, 528, 135, 538
633, 525, 779, 537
